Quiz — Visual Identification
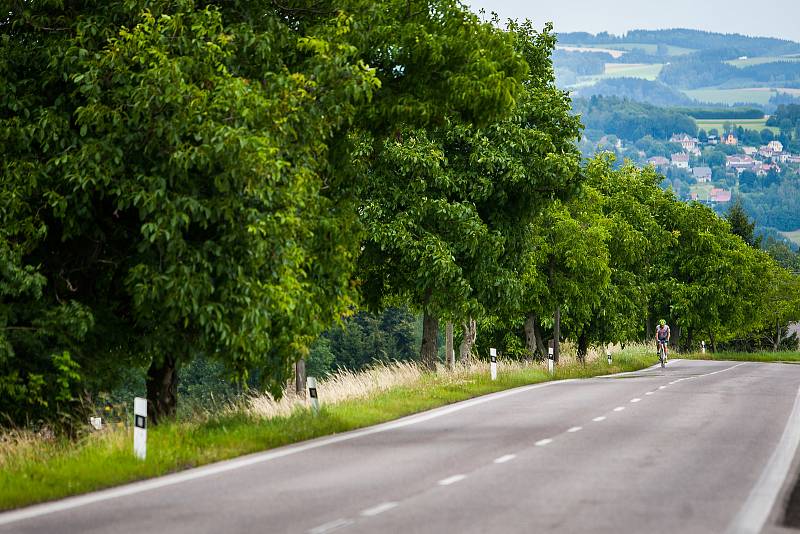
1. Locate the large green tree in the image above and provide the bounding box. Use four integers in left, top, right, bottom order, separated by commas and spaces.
356, 21, 581, 368
0, 0, 527, 423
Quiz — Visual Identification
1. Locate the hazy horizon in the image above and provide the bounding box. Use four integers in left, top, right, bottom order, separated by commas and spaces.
467, 0, 800, 44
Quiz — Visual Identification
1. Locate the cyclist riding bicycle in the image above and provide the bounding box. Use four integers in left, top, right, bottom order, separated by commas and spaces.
655, 319, 670, 361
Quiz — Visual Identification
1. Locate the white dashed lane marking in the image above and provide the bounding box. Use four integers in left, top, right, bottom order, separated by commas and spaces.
567, 426, 582, 433
438, 475, 466, 486
613, 407, 625, 412
631, 398, 641, 403
494, 454, 516, 464
593, 416, 606, 422
360, 502, 398, 517
535, 438, 553, 447
308, 518, 353, 534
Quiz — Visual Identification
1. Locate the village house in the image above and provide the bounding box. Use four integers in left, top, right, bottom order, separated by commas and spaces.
647, 156, 670, 167
726, 155, 755, 169
671, 153, 690, 169
670, 133, 699, 152
767, 140, 784, 153
599, 135, 623, 150
758, 163, 781, 177
707, 134, 719, 145
692, 166, 712, 183
742, 146, 758, 156
710, 188, 732, 203
723, 133, 738, 146
758, 147, 774, 159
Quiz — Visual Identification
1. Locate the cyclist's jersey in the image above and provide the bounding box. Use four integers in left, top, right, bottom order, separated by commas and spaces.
656, 324, 670, 341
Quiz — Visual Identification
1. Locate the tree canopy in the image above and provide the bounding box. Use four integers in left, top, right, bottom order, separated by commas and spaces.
2, 1, 798, 427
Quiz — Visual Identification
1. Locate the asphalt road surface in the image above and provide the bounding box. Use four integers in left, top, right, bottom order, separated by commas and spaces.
3, 359, 800, 534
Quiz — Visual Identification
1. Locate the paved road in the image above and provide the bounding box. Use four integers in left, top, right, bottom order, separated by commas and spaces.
3, 359, 800, 534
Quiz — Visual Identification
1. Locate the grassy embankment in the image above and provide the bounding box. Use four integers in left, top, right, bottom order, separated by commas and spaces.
680, 351, 800, 363
0, 348, 653, 511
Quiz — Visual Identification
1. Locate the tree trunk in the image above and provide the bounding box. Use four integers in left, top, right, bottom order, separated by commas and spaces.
421, 311, 439, 371
295, 358, 306, 397
775, 321, 782, 352
553, 305, 561, 364
445, 322, 455, 369
146, 355, 179, 425
645, 314, 654, 341
709, 332, 717, 353
672, 323, 681, 350
533, 316, 546, 361
686, 328, 693, 354
577, 331, 588, 364
524, 313, 547, 361
459, 317, 477, 363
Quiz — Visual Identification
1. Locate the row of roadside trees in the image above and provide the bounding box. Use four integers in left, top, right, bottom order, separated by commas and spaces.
2, 0, 799, 427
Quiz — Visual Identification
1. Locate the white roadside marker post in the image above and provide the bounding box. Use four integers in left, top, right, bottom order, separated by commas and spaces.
133, 397, 147, 460
90, 417, 102, 430
308, 376, 320, 414
702, 341, 706, 354
548, 347, 554, 375
490, 348, 497, 381
607, 348, 612, 365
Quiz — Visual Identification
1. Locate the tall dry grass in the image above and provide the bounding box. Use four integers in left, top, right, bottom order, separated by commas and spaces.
245, 361, 424, 419
245, 356, 561, 419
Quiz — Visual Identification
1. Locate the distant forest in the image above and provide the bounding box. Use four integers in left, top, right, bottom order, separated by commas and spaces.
660, 60, 800, 89
557, 29, 800, 57
575, 78, 696, 107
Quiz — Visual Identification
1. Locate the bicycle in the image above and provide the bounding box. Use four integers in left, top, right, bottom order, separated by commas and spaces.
657, 339, 668, 368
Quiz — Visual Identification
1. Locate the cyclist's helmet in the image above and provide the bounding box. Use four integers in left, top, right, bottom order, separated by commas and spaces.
659, 319, 666, 326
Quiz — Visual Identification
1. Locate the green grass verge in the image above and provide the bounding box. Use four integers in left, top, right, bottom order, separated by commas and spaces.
0, 351, 653, 511
681, 351, 800, 363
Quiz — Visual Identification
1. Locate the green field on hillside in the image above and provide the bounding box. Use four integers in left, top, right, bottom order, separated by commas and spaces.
689, 183, 714, 200
684, 88, 794, 106
726, 56, 800, 67
694, 117, 779, 134
559, 43, 695, 57
604, 63, 664, 80
781, 229, 800, 246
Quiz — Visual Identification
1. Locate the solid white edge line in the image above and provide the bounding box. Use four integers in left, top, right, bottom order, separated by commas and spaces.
0, 378, 577, 526
727, 384, 800, 534
360, 502, 398, 517
493, 454, 516, 464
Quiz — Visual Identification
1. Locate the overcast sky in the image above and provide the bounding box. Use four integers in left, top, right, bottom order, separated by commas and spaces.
467, 0, 800, 43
